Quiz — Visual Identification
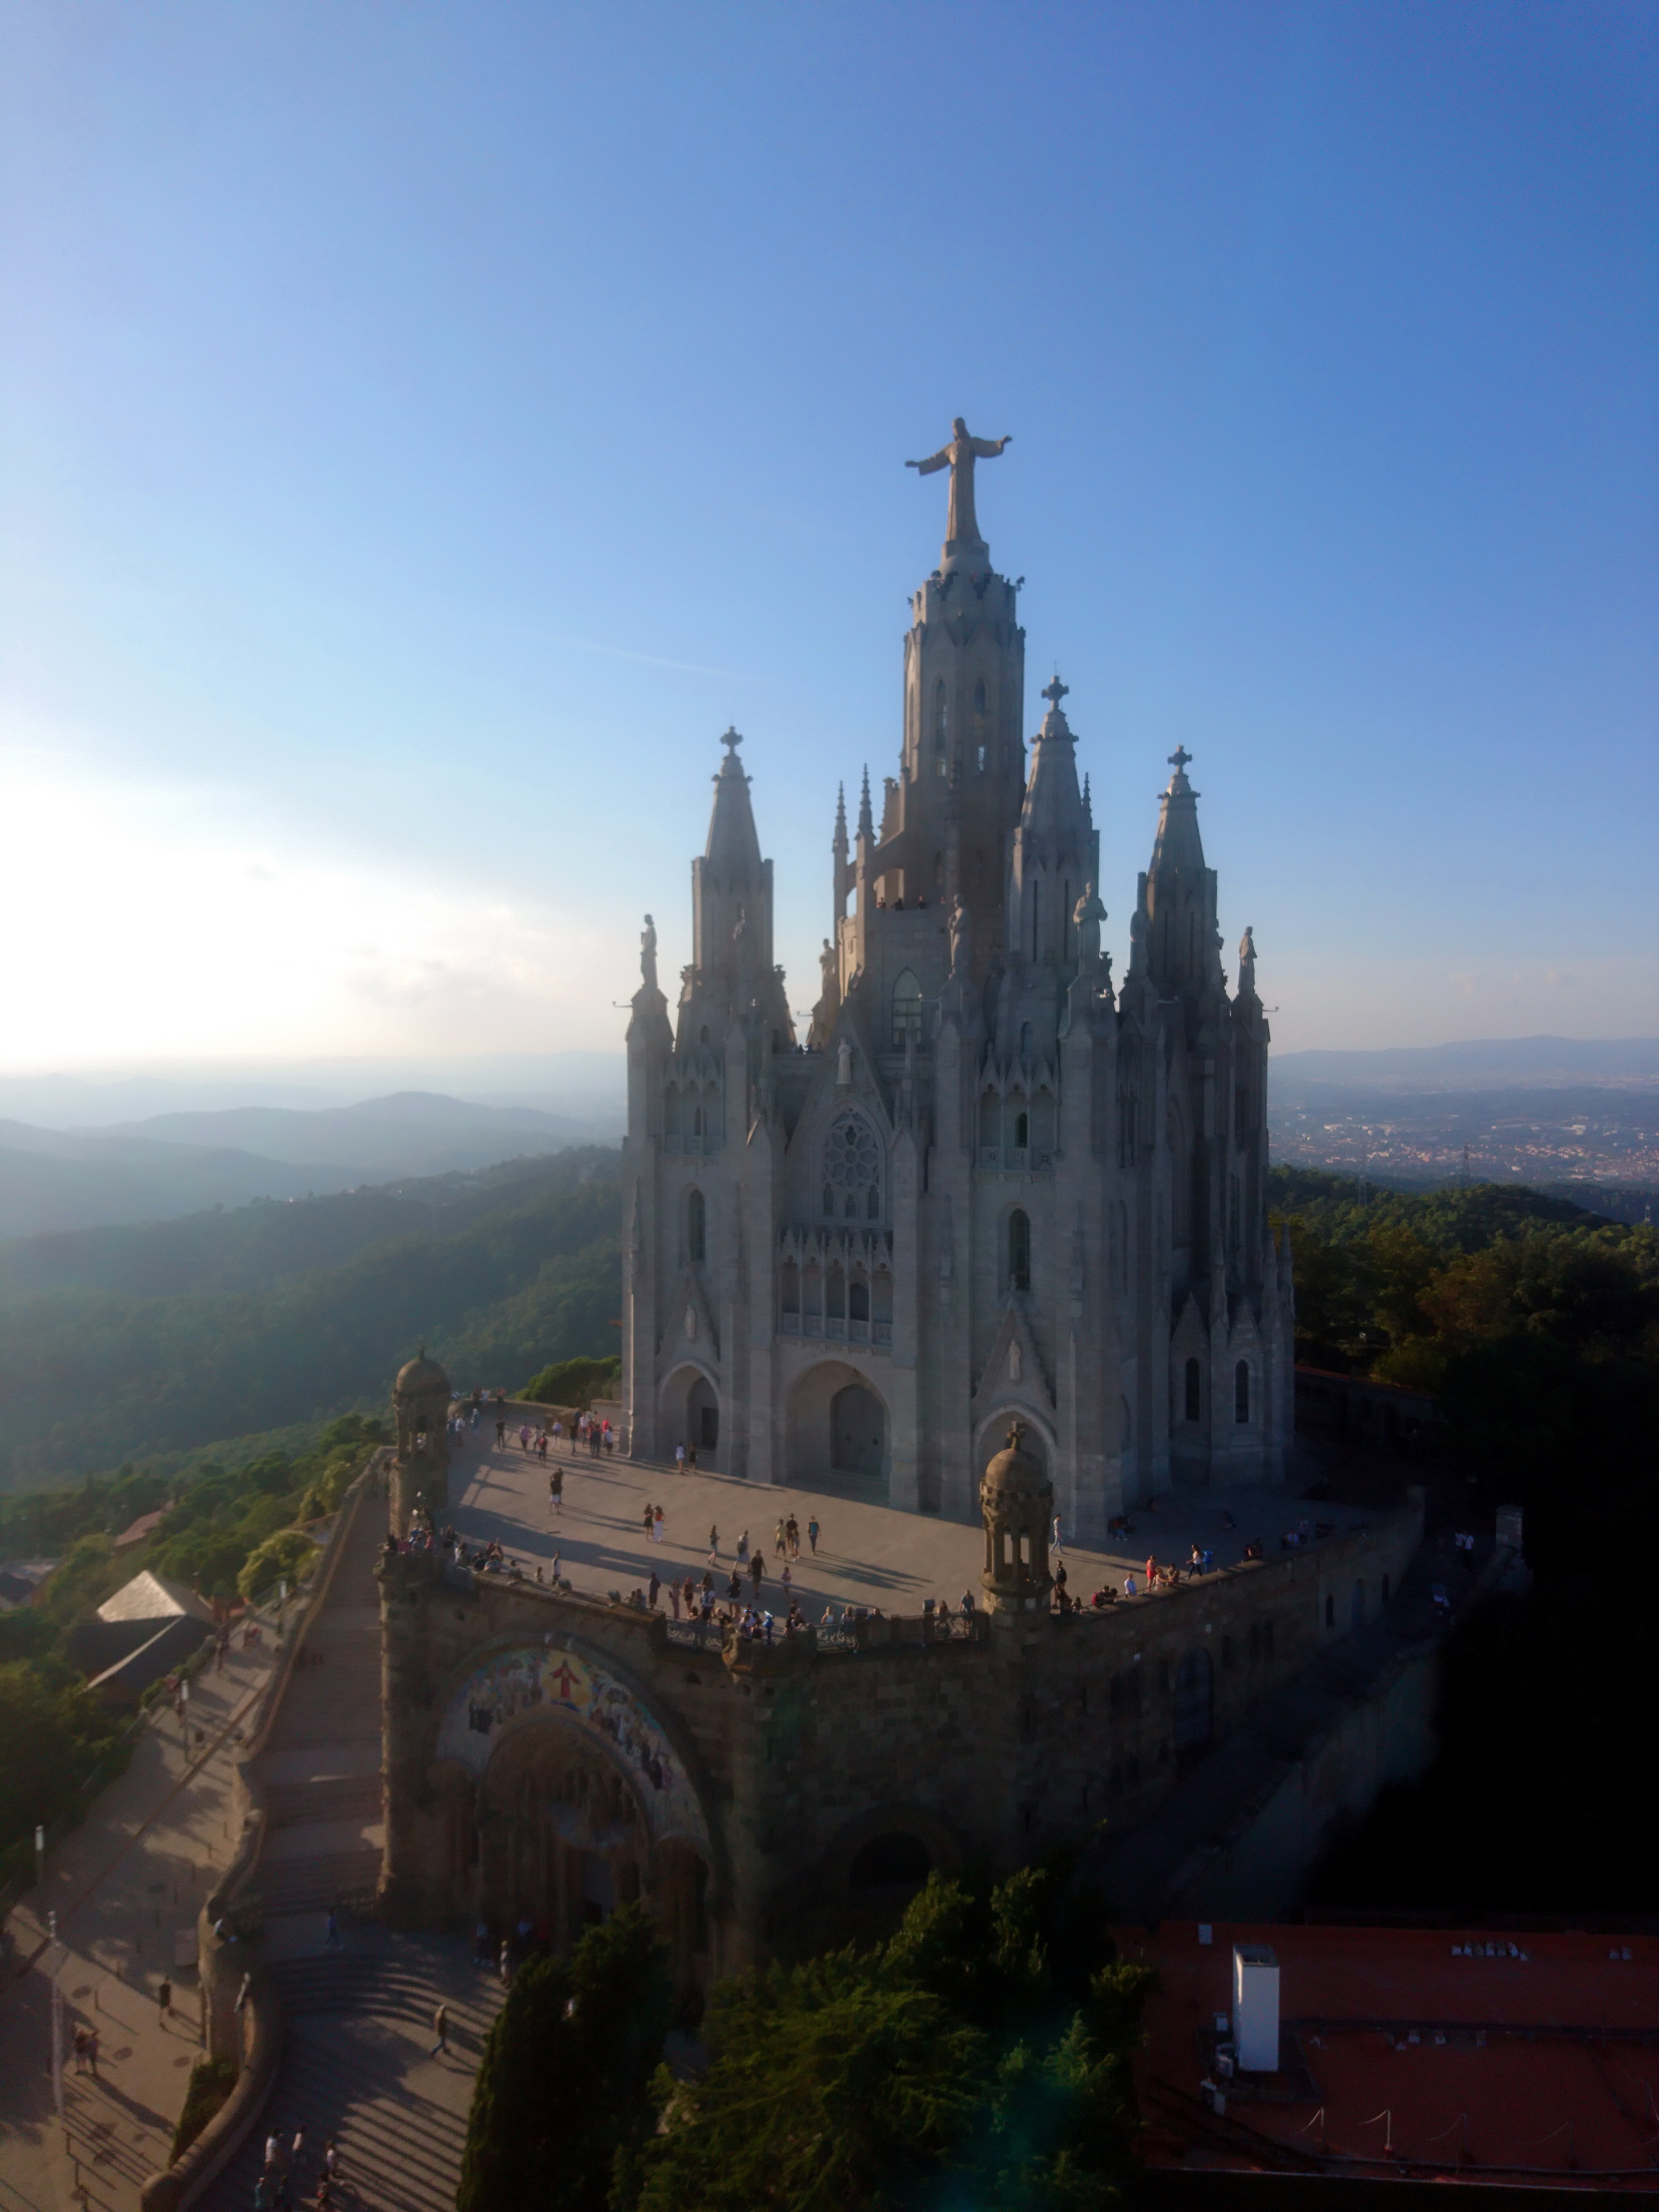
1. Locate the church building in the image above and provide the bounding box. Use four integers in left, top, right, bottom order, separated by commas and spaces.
622, 422, 1293, 1539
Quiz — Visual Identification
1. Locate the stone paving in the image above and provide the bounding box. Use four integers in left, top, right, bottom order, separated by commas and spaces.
444, 1417, 1356, 1618
0, 1632, 275, 2212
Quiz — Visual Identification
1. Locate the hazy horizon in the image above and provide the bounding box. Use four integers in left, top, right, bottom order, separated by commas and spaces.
3, 5, 1655, 1063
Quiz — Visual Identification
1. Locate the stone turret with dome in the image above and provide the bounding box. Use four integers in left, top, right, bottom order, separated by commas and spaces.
979, 1419, 1054, 1613
391, 1347, 452, 1537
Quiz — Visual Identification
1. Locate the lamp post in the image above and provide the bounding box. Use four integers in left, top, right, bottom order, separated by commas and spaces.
34, 1823, 44, 1894
180, 1676, 190, 1749
277, 1579, 288, 1641
48, 1909, 63, 2120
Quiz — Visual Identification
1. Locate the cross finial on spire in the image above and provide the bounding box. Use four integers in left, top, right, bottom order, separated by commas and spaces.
720, 725, 743, 754
1168, 745, 1193, 774
1041, 675, 1069, 711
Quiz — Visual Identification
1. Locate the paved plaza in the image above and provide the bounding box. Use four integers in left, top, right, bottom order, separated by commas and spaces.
0, 1632, 276, 2212
445, 1414, 1362, 1618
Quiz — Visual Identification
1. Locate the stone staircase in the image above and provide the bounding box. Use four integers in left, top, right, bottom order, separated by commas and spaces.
197, 1937, 505, 2212
251, 1491, 387, 1920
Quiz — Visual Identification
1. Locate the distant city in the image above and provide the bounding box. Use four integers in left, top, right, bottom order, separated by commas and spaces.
1267, 1037, 1659, 1210
1271, 1086, 1659, 1195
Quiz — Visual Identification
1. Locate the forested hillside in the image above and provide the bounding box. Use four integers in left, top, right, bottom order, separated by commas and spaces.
1275, 1167, 1659, 1911
0, 1148, 622, 1489
1270, 1166, 1658, 1566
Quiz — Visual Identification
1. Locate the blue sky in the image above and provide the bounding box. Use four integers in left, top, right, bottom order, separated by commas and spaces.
2, 1, 1654, 1069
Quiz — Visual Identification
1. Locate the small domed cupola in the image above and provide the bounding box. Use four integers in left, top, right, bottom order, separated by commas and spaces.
979, 1420, 1054, 1614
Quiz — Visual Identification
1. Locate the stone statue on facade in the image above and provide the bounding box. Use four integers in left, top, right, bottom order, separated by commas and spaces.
836, 1038, 853, 1088
906, 418, 1011, 547
1238, 924, 1257, 994
1072, 881, 1107, 970
640, 913, 658, 994
947, 892, 970, 979
819, 937, 838, 1000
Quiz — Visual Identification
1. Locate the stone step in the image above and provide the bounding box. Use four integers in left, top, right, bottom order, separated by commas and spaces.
197, 1943, 505, 2212
269, 1958, 501, 2032
256, 1846, 383, 1917
265, 1774, 383, 1826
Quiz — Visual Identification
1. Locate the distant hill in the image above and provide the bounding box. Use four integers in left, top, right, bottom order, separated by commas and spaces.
0, 1147, 623, 1488
0, 1128, 353, 1239
1273, 1036, 1659, 1097
0, 1090, 614, 1238
115, 1090, 599, 1173
0, 1051, 627, 1128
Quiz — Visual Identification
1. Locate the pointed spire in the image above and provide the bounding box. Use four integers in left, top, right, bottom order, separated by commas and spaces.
704, 725, 763, 875
1020, 671, 1086, 840
1083, 770, 1093, 823
1148, 744, 1207, 879
1143, 746, 1223, 995
857, 764, 874, 842
833, 780, 848, 854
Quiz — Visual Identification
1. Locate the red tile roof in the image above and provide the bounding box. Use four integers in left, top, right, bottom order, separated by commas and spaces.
1133, 1920, 1659, 2187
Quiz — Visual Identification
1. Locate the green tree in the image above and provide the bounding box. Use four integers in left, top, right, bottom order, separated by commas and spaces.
633, 1949, 983, 2212
458, 1903, 672, 2212
0, 1660, 125, 1845
630, 1871, 1154, 2212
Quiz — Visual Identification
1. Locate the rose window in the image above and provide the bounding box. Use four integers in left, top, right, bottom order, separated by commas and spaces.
823, 1118, 881, 1221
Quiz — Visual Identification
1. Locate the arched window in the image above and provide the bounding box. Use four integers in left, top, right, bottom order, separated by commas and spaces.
891, 968, 923, 1049
687, 1188, 706, 1263
1234, 1360, 1250, 1424
1008, 1209, 1031, 1292
691, 1104, 704, 1143
1184, 1357, 1201, 1424
824, 1115, 881, 1223
1014, 1109, 1029, 1149
849, 1278, 870, 1322
1174, 1648, 1214, 1754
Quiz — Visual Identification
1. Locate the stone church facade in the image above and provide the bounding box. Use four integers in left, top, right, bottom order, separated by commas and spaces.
623, 432, 1293, 1537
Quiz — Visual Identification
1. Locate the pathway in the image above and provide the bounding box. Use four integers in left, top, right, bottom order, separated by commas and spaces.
0, 1633, 275, 2212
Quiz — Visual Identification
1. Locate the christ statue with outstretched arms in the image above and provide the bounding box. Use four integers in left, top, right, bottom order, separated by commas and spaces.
906, 417, 1011, 546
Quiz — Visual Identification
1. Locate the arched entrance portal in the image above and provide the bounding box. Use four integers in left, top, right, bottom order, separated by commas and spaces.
478, 1719, 649, 1947
786, 1362, 890, 1496
687, 1374, 720, 1461
1174, 1648, 1214, 1763
660, 1364, 720, 1471
831, 1384, 886, 1480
